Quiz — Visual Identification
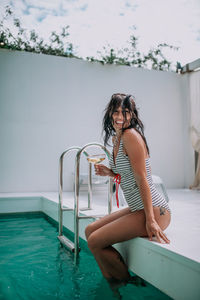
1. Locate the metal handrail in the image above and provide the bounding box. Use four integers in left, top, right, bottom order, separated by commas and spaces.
58, 146, 89, 236
59, 147, 81, 237
58, 143, 113, 258
74, 142, 113, 257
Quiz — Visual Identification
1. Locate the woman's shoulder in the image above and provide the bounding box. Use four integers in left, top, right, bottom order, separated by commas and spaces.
122, 128, 145, 151
122, 128, 140, 141
122, 129, 149, 158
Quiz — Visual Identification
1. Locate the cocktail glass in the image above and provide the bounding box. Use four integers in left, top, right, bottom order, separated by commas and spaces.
87, 154, 106, 164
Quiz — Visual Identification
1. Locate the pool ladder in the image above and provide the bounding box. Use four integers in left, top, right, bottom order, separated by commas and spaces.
58, 143, 113, 258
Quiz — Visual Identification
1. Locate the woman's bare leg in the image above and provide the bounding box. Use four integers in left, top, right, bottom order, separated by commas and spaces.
85, 207, 131, 240
85, 207, 131, 278
87, 207, 171, 281
87, 209, 147, 280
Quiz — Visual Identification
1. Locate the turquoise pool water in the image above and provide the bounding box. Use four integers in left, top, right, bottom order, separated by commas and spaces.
0, 213, 172, 299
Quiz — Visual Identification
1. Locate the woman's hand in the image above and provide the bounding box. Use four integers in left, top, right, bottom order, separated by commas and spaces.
94, 164, 114, 177
146, 219, 170, 244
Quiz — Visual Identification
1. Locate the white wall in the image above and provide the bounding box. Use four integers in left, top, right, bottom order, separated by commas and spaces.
0, 49, 194, 192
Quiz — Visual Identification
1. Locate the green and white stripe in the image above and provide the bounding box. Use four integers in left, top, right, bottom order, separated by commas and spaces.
110, 139, 171, 214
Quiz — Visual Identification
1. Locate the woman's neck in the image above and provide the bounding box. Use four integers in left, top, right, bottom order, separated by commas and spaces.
115, 129, 122, 138
113, 131, 122, 148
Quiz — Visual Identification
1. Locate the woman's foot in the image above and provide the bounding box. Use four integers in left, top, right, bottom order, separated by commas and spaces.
107, 277, 128, 289
107, 275, 146, 289
126, 275, 146, 287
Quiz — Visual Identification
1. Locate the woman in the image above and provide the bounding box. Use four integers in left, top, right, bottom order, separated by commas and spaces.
85, 93, 171, 283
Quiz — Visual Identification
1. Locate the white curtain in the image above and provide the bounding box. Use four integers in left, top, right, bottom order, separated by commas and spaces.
189, 70, 200, 190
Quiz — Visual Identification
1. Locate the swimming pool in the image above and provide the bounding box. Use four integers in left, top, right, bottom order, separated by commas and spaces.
0, 213, 172, 299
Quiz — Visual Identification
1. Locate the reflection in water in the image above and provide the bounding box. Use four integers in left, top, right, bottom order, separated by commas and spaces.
93, 278, 122, 300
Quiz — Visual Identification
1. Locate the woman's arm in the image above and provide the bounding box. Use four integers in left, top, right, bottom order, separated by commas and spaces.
122, 129, 169, 243
122, 129, 154, 220
94, 164, 116, 177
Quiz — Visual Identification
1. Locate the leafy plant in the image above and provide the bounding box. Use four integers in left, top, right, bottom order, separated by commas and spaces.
0, 6, 75, 58
87, 35, 179, 71
0, 5, 180, 71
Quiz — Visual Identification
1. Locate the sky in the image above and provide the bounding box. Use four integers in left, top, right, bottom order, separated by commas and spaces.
0, 0, 200, 68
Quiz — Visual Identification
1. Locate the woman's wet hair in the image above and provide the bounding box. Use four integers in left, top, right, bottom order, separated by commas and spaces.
102, 93, 150, 154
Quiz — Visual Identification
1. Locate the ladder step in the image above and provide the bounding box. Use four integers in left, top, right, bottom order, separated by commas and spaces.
80, 207, 92, 211
78, 214, 105, 219
58, 235, 75, 252
62, 207, 73, 211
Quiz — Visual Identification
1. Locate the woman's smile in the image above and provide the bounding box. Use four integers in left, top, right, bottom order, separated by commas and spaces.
115, 120, 123, 125
112, 107, 131, 130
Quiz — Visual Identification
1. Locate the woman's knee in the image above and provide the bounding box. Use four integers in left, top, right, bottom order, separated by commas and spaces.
87, 232, 102, 253
85, 223, 95, 240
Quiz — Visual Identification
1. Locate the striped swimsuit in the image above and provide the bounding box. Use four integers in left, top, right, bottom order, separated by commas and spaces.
109, 139, 171, 214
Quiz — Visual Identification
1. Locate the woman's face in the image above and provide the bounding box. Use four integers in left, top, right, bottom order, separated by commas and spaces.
112, 106, 131, 132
